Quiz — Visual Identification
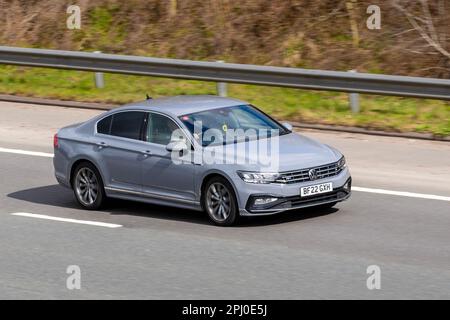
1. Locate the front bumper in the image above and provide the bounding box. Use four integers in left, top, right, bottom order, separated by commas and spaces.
239, 176, 352, 216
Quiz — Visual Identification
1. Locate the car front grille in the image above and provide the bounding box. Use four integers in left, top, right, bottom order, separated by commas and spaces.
275, 161, 342, 184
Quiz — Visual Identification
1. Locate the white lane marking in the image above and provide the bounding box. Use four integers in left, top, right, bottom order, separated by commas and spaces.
352, 186, 450, 202
0, 147, 53, 158
11, 212, 122, 228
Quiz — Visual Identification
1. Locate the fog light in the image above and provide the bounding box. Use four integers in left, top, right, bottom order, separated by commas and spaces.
254, 197, 278, 206
343, 180, 351, 191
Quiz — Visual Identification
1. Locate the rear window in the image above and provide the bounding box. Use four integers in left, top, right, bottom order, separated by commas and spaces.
97, 115, 112, 134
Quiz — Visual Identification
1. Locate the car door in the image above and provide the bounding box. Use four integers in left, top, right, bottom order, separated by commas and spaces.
95, 111, 147, 192
141, 112, 196, 202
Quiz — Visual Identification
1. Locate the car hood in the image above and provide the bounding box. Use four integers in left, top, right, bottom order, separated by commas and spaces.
203, 132, 341, 172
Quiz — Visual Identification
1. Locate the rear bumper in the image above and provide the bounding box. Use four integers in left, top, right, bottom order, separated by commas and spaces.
239, 177, 352, 216
55, 172, 71, 188
53, 146, 72, 189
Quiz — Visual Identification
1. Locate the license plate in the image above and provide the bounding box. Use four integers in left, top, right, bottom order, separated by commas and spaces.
300, 182, 333, 197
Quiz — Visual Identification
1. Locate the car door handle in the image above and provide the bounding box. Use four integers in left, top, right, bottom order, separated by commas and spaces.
96, 142, 109, 148
141, 150, 152, 157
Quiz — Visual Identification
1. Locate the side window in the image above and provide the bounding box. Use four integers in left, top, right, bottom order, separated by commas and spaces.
97, 115, 112, 134
146, 113, 183, 145
110, 111, 146, 140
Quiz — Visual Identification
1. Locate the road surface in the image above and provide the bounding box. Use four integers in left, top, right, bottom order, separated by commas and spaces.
0, 101, 449, 299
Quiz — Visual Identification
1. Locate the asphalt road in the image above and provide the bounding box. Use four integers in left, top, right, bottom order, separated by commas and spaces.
0, 101, 449, 299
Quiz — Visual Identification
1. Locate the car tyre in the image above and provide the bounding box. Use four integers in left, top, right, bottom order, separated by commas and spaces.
72, 162, 106, 210
203, 176, 239, 226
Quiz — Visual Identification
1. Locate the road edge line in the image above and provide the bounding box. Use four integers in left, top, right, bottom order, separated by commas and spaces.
352, 186, 450, 202
11, 212, 122, 228
0, 147, 53, 158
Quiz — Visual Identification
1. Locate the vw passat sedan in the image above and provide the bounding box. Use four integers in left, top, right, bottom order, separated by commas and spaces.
53, 95, 351, 226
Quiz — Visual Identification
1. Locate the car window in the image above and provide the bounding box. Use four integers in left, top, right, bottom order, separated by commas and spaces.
110, 111, 146, 140
97, 115, 112, 134
232, 108, 272, 130
146, 113, 182, 145
179, 105, 288, 146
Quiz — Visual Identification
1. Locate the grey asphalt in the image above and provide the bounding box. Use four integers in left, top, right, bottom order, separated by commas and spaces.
0, 101, 449, 299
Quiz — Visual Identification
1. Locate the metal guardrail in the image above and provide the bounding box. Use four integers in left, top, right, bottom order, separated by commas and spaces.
0, 46, 449, 100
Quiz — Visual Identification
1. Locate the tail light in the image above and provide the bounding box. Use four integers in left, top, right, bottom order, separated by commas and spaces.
53, 133, 59, 148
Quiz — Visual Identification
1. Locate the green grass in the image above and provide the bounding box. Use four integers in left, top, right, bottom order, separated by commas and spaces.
0, 66, 449, 136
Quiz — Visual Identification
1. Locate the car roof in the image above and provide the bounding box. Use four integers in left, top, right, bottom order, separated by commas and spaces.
113, 95, 248, 117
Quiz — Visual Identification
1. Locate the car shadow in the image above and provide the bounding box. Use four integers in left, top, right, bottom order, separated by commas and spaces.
7, 184, 210, 225
7, 184, 339, 227
237, 206, 339, 227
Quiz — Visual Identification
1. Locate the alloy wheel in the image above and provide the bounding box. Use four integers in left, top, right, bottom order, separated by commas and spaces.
206, 182, 232, 222
75, 167, 99, 206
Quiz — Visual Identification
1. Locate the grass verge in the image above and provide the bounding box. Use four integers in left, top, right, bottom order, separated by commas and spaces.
0, 65, 449, 136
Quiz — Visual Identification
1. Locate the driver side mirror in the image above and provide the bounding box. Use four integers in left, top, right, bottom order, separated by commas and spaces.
282, 122, 293, 131
166, 140, 188, 153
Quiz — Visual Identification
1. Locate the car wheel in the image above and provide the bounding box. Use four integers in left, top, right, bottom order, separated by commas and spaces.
72, 162, 106, 210
203, 177, 238, 226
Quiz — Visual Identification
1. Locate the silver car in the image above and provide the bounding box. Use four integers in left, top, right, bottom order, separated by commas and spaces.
53, 95, 351, 226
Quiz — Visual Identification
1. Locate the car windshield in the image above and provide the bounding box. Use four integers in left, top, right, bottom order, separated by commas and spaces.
179, 105, 290, 146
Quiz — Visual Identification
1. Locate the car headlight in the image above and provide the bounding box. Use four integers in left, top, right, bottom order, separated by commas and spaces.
337, 156, 346, 170
237, 171, 280, 184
